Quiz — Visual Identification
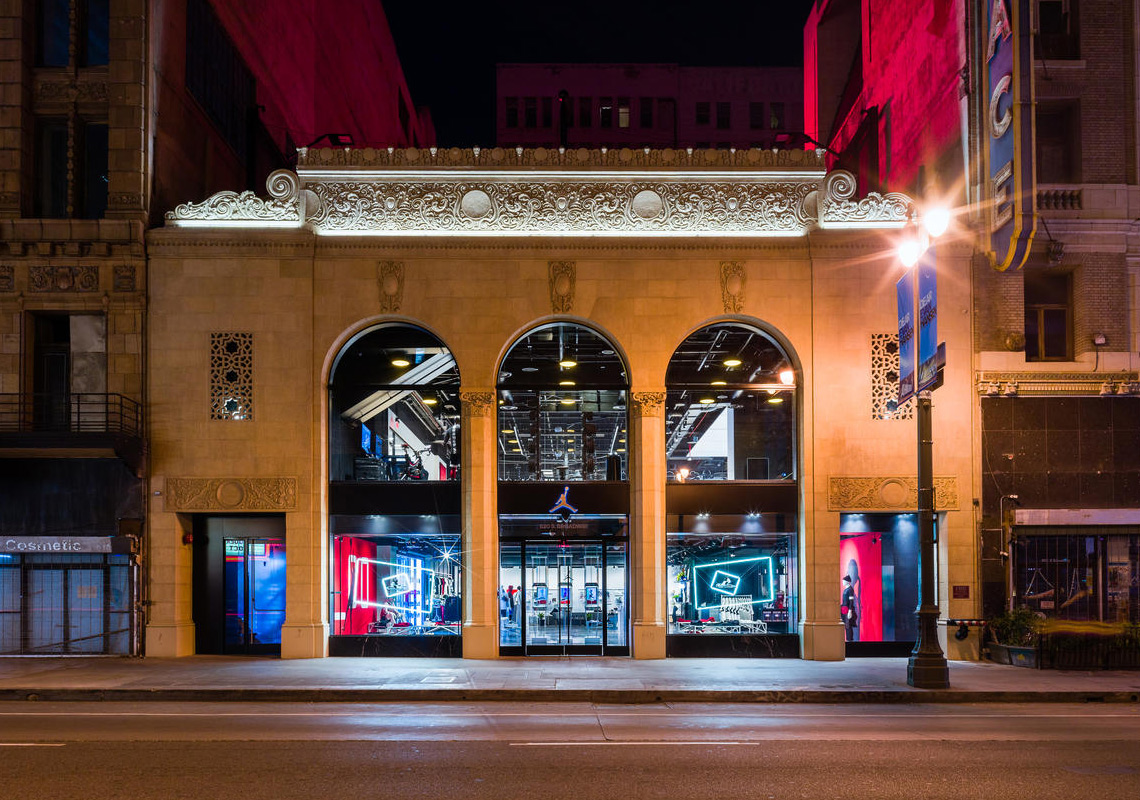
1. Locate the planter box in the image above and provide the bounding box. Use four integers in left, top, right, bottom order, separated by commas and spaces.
1008, 645, 1038, 668
987, 643, 1011, 665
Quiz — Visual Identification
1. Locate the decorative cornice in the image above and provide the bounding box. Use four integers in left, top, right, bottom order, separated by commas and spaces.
377, 260, 404, 313
976, 371, 1140, 397
549, 261, 575, 313
163, 156, 914, 238
164, 477, 298, 511
297, 145, 825, 170
630, 391, 666, 417
166, 170, 302, 227
720, 260, 745, 312
460, 391, 496, 418
828, 476, 960, 512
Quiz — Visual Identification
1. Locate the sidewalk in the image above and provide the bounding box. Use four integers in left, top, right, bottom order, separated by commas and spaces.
2, 656, 1140, 703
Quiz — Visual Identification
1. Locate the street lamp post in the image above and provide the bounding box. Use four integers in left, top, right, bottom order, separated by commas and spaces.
897, 207, 950, 690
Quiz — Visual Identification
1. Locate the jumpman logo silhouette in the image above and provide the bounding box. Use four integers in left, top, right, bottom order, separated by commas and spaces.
549, 486, 578, 515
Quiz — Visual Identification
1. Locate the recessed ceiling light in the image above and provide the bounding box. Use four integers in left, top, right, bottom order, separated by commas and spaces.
521, 366, 539, 372
567, 448, 575, 452
559, 380, 575, 386
512, 447, 522, 452
560, 398, 577, 405
723, 358, 742, 367
711, 380, 726, 386
423, 397, 437, 405
767, 396, 785, 404
391, 358, 410, 367
619, 438, 626, 443
559, 360, 577, 368
615, 448, 625, 453
699, 398, 715, 405
601, 349, 615, 355
501, 429, 513, 434
508, 439, 519, 444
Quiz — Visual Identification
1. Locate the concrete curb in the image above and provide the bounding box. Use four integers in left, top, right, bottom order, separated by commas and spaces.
3, 687, 1139, 703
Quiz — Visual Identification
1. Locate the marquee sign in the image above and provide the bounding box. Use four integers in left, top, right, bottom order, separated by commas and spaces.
985, 0, 1036, 271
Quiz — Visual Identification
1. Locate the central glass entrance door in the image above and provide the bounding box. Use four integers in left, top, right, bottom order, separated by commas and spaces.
223, 537, 286, 655
500, 539, 628, 656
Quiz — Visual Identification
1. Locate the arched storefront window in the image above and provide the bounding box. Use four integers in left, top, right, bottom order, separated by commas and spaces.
497, 322, 631, 656
497, 322, 628, 482
327, 324, 461, 656
664, 322, 800, 656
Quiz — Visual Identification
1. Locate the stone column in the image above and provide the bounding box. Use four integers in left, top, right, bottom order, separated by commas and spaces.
144, 507, 196, 656
460, 390, 498, 658
629, 390, 667, 658
280, 507, 327, 659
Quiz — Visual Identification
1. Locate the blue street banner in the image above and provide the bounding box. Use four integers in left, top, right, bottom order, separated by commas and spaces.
916, 244, 939, 392
897, 270, 915, 405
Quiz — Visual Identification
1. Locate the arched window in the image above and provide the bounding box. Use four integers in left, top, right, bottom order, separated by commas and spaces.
665, 322, 795, 482
664, 323, 799, 652
497, 323, 628, 482
329, 324, 460, 483
327, 324, 462, 653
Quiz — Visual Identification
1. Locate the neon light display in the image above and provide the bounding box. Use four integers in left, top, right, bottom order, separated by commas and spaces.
693, 556, 774, 612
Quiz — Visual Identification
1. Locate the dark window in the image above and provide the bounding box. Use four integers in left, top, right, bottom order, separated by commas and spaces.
505, 97, 519, 129
558, 93, 572, 128
695, 101, 710, 126
398, 94, 410, 138
185, 0, 255, 159
716, 102, 731, 129
34, 118, 69, 218
82, 0, 110, 66
1038, 0, 1079, 60
79, 121, 108, 219
578, 97, 592, 127
1036, 103, 1081, 183
770, 102, 786, 129
1024, 271, 1072, 361
749, 101, 766, 129
639, 97, 653, 128
600, 97, 613, 128
37, 0, 71, 67
523, 97, 537, 128
541, 96, 553, 128
657, 98, 675, 131
617, 97, 631, 128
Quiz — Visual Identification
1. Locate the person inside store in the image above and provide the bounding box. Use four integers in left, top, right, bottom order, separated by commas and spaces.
841, 571, 859, 642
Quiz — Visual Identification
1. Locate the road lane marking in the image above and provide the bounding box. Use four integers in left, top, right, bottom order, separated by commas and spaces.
512, 741, 762, 746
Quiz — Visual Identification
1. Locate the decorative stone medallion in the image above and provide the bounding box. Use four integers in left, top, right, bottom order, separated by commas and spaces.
549, 261, 575, 313
827, 476, 960, 511
377, 261, 404, 313
720, 261, 745, 313
164, 477, 298, 511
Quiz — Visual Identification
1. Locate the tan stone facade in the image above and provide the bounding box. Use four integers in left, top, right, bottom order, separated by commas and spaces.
145, 152, 978, 660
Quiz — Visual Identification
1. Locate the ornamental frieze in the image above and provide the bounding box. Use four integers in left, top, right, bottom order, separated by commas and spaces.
29, 265, 99, 293
977, 371, 1140, 397
164, 477, 297, 511
827, 476, 960, 512
165, 154, 912, 236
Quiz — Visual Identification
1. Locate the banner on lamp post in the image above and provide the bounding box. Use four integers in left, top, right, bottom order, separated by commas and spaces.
896, 269, 916, 405
916, 245, 941, 392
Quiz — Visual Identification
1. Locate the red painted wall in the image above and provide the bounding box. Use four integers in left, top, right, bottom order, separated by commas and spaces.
805, 0, 966, 196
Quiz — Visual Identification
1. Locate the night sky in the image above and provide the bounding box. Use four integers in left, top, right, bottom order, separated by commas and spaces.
382, 0, 816, 146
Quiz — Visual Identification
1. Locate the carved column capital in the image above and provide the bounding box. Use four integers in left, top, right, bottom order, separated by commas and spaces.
629, 391, 666, 417
460, 391, 496, 419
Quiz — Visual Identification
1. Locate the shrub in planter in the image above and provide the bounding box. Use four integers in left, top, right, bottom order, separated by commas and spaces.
989, 607, 1042, 647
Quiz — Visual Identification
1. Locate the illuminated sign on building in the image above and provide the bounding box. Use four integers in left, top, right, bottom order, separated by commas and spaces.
985, 0, 1036, 271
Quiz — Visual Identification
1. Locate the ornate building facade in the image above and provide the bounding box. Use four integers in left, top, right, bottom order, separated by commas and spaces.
145, 147, 978, 660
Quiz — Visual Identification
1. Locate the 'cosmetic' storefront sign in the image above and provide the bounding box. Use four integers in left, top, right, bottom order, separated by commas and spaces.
3, 537, 113, 554
986, 0, 1035, 271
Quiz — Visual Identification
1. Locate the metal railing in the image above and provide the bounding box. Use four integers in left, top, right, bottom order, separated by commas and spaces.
0, 393, 142, 438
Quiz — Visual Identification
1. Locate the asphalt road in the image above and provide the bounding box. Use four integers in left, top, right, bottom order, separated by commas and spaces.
2, 702, 1138, 799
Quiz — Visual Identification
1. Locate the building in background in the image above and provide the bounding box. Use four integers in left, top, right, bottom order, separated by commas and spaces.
805, 0, 1140, 652
496, 64, 804, 150
0, 0, 429, 656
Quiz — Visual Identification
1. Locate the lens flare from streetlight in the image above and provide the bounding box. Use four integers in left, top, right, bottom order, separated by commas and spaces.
898, 237, 922, 268
923, 206, 951, 238
778, 369, 794, 386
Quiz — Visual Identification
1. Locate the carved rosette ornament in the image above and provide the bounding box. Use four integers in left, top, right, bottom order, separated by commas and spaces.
460, 391, 496, 419
165, 477, 298, 511
113, 265, 137, 292
630, 392, 666, 417
827, 476, 960, 511
549, 261, 575, 313
720, 261, 745, 313
377, 261, 404, 313
818, 170, 911, 229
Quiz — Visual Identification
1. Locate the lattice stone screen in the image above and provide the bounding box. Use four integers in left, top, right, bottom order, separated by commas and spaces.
210, 332, 253, 420
871, 333, 913, 420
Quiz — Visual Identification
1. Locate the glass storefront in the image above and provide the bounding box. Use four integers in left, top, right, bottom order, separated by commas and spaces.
838, 513, 927, 644
331, 515, 461, 637
329, 324, 460, 483
499, 514, 629, 655
667, 517, 797, 636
